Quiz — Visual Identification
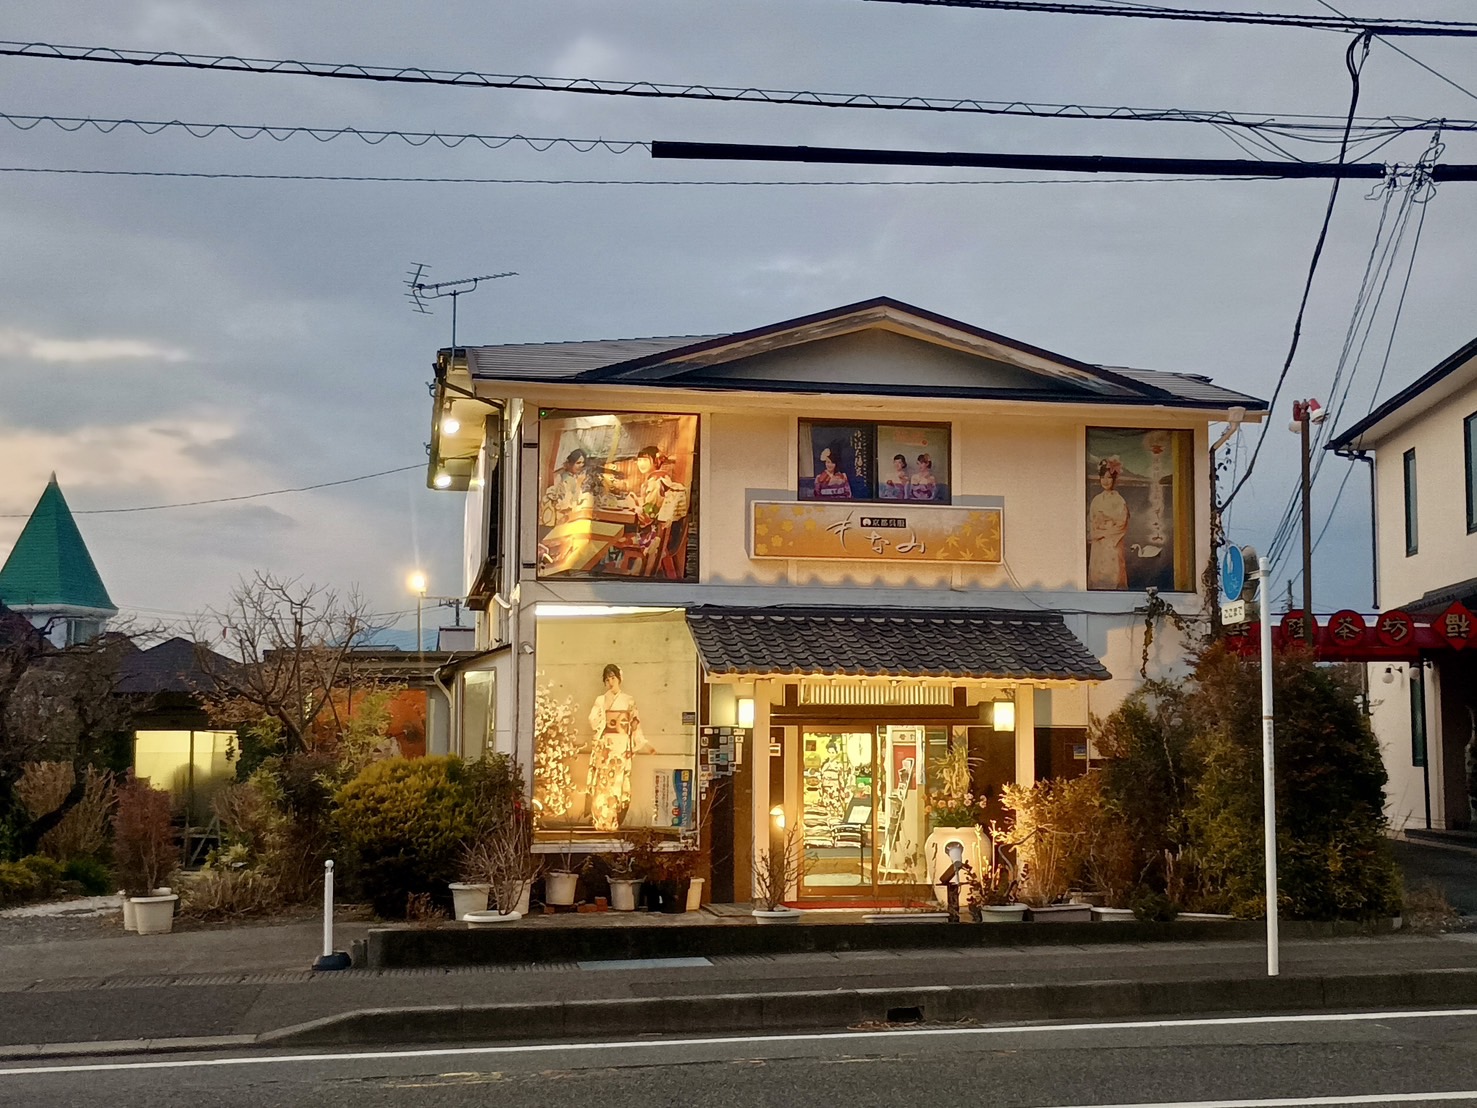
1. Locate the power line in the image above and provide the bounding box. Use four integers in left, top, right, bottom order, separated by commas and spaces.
1218, 33, 1372, 514
651, 138, 1476, 179
0, 40, 1465, 136
0, 464, 422, 518
864, 0, 1477, 36
1311, 0, 1477, 104
0, 165, 1288, 186
0, 112, 649, 153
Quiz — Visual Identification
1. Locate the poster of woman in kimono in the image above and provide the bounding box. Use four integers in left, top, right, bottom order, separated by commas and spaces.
1086, 428, 1196, 592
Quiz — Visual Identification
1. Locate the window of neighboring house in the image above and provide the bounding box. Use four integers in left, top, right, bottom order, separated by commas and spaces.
1410, 664, 1427, 767
1404, 447, 1418, 556
796, 420, 952, 504
1466, 412, 1477, 534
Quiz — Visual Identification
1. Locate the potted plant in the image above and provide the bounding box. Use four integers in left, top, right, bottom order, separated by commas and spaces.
923, 743, 986, 907
112, 777, 180, 935
650, 842, 698, 914
609, 830, 659, 912
544, 852, 585, 907
751, 822, 802, 923
448, 877, 491, 922
968, 839, 1027, 923
1001, 779, 1092, 922
864, 843, 949, 923
461, 806, 536, 926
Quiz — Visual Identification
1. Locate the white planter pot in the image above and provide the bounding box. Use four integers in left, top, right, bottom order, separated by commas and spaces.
1091, 906, 1137, 922
609, 878, 642, 912
863, 910, 951, 924
515, 878, 533, 916
980, 903, 1029, 923
1029, 902, 1092, 923
464, 909, 522, 927
752, 907, 802, 925
449, 883, 491, 921
925, 826, 986, 907
685, 876, 705, 912
120, 892, 137, 932
1177, 911, 1236, 921
545, 871, 579, 906
131, 894, 178, 935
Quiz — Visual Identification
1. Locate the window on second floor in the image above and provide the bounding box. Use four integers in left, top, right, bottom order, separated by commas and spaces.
1466, 412, 1477, 534
1403, 447, 1418, 556
797, 420, 952, 504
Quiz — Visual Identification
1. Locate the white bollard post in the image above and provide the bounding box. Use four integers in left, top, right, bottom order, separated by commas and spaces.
312, 858, 351, 971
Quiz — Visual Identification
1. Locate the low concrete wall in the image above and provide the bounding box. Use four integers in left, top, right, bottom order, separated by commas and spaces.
364, 917, 1400, 969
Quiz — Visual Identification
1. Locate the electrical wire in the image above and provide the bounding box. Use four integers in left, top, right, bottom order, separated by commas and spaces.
1312, 0, 1477, 105
0, 165, 1285, 186
864, 0, 1477, 36
0, 464, 422, 518
1218, 32, 1372, 515
0, 40, 1467, 136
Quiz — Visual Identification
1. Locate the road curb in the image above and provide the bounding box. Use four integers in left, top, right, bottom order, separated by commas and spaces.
0, 1034, 257, 1062
257, 967, 1477, 1048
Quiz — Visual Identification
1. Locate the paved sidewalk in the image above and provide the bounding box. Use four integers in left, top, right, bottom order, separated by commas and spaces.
1, 902, 1475, 1053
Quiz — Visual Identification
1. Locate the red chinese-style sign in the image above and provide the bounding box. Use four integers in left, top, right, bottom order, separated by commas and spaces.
1436, 602, 1475, 651
1375, 609, 1414, 647
1279, 610, 1318, 644
1327, 609, 1366, 644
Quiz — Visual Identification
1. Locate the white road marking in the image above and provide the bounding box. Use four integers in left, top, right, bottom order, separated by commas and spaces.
1048, 1094, 1477, 1107
1, 1006, 1475, 1078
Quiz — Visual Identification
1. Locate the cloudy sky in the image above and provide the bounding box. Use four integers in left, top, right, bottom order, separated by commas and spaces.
2, 0, 1474, 641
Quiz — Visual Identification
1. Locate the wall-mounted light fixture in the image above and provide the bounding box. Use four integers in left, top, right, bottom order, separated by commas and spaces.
737, 697, 755, 729
441, 416, 461, 435
992, 697, 1016, 732
432, 471, 453, 489
1381, 665, 1397, 685
769, 805, 786, 830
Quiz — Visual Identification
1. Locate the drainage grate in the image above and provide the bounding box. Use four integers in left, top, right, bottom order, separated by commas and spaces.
885, 1005, 924, 1024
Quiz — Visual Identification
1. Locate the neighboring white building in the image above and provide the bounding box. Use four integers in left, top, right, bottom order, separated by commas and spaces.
1329, 335, 1477, 833
424, 297, 1266, 903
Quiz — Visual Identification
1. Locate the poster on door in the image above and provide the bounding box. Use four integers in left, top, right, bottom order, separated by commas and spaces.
654, 769, 694, 829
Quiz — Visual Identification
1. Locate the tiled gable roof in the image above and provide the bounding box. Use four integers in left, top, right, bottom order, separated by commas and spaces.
684, 605, 1111, 682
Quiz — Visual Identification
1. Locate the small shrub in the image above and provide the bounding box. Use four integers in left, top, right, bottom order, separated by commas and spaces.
1001, 776, 1096, 907
1402, 881, 1461, 934
335, 756, 480, 918
0, 855, 65, 907
1131, 888, 1180, 922
112, 777, 178, 896
16, 763, 117, 861
62, 856, 113, 895
179, 868, 283, 921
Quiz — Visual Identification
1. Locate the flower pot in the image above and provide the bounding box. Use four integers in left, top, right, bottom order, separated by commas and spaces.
120, 892, 137, 932
864, 910, 950, 924
131, 894, 178, 935
925, 826, 986, 908
980, 903, 1029, 924
545, 871, 579, 906
449, 882, 491, 921
464, 909, 522, 927
657, 878, 691, 914
515, 878, 533, 916
752, 907, 802, 925
609, 878, 642, 912
685, 876, 705, 913
1177, 911, 1235, 922
1091, 906, 1136, 923
1028, 902, 1091, 923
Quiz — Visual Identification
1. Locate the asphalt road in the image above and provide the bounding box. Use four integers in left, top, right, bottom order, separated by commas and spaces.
1394, 840, 1477, 914
6, 1008, 1477, 1107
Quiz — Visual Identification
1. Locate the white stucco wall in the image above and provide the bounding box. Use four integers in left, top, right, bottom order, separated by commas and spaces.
1369, 373, 1477, 608
1366, 661, 1433, 830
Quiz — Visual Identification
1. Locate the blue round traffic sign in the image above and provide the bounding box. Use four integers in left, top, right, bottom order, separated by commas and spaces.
1221, 545, 1245, 603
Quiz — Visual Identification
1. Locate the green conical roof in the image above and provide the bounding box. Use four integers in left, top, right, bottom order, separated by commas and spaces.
0, 476, 116, 612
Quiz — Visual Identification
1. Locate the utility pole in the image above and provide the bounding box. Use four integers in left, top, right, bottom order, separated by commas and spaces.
1289, 399, 1324, 645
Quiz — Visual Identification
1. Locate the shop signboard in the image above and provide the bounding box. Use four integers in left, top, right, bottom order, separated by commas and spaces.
750, 500, 1002, 564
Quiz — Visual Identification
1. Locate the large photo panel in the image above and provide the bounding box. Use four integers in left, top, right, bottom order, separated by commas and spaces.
1086, 428, 1195, 592
537, 411, 698, 581
533, 609, 699, 836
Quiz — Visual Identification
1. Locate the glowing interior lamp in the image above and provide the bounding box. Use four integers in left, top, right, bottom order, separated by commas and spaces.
407, 570, 428, 596
433, 471, 453, 489
769, 805, 786, 829
737, 697, 755, 729
441, 416, 461, 435
992, 699, 1015, 732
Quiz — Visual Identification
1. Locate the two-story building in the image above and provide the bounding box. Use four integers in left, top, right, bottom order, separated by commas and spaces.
425, 297, 1265, 904
1328, 335, 1477, 834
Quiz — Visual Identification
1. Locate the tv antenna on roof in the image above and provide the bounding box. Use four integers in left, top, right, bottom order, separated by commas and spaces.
405, 264, 517, 351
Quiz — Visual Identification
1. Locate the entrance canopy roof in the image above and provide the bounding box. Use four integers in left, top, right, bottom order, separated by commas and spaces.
684, 605, 1111, 683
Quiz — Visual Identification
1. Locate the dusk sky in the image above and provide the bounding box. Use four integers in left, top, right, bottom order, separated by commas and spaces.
3, 1, 1474, 641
